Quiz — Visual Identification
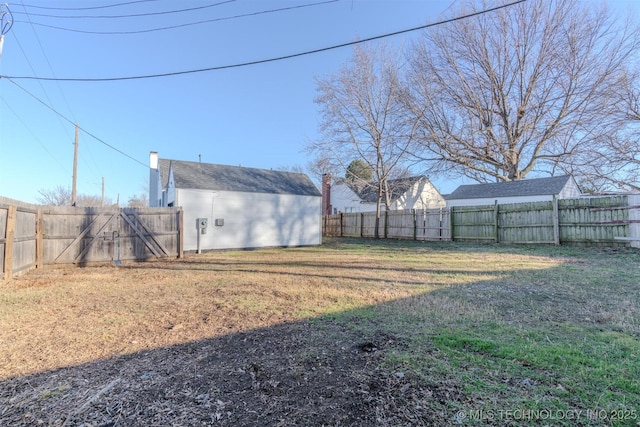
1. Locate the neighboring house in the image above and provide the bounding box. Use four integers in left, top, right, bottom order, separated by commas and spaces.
149, 152, 322, 251
322, 174, 445, 214
445, 175, 581, 207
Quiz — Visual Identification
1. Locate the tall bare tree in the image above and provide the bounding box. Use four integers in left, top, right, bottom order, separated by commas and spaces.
404, 0, 640, 184
566, 70, 640, 192
311, 44, 416, 237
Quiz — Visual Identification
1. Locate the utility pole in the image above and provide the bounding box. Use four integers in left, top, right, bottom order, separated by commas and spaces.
71, 124, 79, 206
101, 177, 105, 207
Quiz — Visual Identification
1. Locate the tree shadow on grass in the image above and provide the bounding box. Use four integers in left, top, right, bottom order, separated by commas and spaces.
0, 302, 463, 427
4, 240, 635, 426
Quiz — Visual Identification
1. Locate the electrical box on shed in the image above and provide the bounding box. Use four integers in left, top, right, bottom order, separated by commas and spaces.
215, 218, 224, 227
197, 218, 208, 234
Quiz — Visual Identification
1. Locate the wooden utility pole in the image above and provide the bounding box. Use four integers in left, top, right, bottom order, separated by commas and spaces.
71, 124, 79, 206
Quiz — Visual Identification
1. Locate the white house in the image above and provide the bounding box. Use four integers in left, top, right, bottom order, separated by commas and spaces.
149, 152, 322, 251
322, 175, 445, 214
445, 175, 582, 207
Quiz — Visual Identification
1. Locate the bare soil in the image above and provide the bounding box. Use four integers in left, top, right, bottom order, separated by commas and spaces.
4, 317, 458, 426
1, 242, 470, 426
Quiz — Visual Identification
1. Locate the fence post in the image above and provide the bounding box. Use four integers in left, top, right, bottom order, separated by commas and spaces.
450, 206, 455, 242
384, 210, 388, 239
177, 208, 184, 258
552, 196, 560, 245
629, 195, 640, 249
494, 200, 499, 243
340, 212, 344, 237
413, 209, 417, 241
360, 212, 364, 237
3, 205, 16, 280
36, 208, 44, 268
324, 215, 328, 237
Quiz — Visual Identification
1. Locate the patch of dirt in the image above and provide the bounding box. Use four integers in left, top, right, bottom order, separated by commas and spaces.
0, 320, 462, 426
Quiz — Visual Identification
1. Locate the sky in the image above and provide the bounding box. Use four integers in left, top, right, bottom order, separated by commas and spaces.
0, 0, 637, 205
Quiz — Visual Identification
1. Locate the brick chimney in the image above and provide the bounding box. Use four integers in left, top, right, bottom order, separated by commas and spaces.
322, 173, 332, 215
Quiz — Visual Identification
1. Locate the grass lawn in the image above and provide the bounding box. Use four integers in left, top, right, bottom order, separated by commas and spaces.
1, 237, 639, 426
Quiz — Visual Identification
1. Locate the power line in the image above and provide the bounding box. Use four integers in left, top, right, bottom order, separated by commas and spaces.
18, 0, 159, 11
12, 1, 103, 181
1, 0, 527, 82
18, 1, 79, 128
5, 78, 148, 168
14, 0, 340, 35
0, 94, 70, 174
12, 0, 236, 19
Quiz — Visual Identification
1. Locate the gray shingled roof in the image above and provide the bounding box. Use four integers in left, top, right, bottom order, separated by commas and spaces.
447, 175, 573, 200
158, 159, 321, 197
340, 175, 427, 203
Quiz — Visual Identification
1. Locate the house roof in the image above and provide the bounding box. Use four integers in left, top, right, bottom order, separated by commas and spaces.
339, 175, 428, 203
158, 159, 321, 197
446, 175, 574, 200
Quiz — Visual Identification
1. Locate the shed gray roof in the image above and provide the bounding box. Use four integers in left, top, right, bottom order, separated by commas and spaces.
446, 175, 573, 200
340, 175, 428, 203
158, 159, 321, 197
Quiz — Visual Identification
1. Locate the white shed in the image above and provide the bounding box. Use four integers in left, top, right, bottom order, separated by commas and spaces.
445, 175, 581, 207
149, 152, 322, 251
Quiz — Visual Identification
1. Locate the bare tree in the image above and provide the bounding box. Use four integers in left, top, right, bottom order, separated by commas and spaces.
404, 0, 640, 185
77, 193, 110, 207
615, 73, 640, 191
127, 193, 149, 208
569, 70, 640, 192
311, 43, 417, 237
37, 185, 71, 206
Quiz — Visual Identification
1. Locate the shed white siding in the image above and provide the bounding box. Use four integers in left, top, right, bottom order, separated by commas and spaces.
177, 188, 322, 251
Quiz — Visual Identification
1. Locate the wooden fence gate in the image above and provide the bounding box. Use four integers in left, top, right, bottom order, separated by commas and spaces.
42, 207, 183, 265
2, 200, 183, 279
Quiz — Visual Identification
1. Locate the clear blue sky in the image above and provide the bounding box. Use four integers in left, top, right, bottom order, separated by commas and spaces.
0, 0, 636, 205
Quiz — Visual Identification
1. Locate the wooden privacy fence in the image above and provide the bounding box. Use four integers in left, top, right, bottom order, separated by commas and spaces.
0, 200, 38, 279
324, 208, 451, 241
323, 195, 639, 247
2, 198, 183, 279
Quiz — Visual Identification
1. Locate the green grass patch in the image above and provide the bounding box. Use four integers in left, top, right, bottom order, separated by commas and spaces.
420, 323, 640, 426
315, 238, 640, 426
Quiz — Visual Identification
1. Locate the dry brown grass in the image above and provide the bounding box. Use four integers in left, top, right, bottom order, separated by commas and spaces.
3, 239, 639, 426
0, 242, 558, 381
